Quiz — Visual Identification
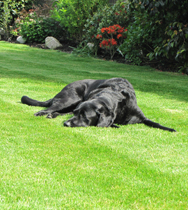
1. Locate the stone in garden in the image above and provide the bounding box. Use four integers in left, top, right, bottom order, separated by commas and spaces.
0, 28, 5, 35
45, 36, 62, 49
17, 36, 26, 44
0, 28, 5, 40
87, 42, 94, 50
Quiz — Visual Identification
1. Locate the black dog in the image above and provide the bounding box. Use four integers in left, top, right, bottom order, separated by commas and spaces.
21, 78, 176, 132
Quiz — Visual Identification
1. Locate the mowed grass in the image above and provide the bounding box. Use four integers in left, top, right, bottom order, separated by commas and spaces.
0, 41, 187, 209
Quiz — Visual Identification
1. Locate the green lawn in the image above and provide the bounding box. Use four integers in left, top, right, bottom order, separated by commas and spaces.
0, 41, 187, 209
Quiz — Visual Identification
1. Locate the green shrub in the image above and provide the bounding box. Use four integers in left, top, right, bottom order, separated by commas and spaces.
20, 17, 66, 43
0, 1, 12, 40
119, 6, 158, 65
0, 0, 33, 40
120, 0, 188, 72
79, 0, 129, 56
51, 0, 108, 42
96, 24, 127, 59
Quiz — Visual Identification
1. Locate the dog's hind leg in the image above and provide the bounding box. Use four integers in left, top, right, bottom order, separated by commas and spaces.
34, 90, 83, 117
22, 80, 88, 117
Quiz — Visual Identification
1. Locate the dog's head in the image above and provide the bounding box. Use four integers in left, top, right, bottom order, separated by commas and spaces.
64, 100, 117, 127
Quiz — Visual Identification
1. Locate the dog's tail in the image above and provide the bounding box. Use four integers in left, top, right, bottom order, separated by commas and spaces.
21, 96, 53, 107
143, 118, 176, 132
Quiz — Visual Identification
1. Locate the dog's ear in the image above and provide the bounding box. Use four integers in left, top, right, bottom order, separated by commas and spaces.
121, 90, 130, 98
73, 107, 80, 115
96, 107, 115, 127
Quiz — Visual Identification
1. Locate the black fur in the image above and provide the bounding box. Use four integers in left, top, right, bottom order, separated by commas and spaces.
21, 78, 176, 132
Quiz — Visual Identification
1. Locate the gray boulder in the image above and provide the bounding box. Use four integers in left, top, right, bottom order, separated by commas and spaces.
0, 28, 5, 40
87, 42, 94, 50
0, 28, 5, 35
45, 36, 62, 49
17, 36, 26, 44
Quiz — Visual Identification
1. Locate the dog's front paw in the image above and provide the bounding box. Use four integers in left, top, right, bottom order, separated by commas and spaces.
46, 114, 52, 119
46, 112, 60, 119
34, 110, 47, 116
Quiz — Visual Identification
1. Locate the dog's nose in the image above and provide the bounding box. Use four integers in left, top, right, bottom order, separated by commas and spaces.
64, 121, 71, 127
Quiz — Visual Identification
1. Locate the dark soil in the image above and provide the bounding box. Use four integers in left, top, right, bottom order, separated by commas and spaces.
27, 41, 75, 54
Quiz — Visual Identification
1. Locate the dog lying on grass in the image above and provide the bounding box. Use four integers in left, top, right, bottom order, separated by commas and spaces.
21, 78, 176, 132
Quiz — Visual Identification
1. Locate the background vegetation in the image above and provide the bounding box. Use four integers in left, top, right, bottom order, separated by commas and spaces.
120, 0, 188, 72
0, 41, 188, 209
52, 0, 109, 41
0, 0, 187, 72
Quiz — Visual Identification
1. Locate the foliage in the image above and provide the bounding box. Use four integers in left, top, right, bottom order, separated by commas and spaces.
32, 0, 54, 19
119, 7, 157, 65
96, 24, 127, 59
11, 0, 66, 43
0, 0, 32, 21
19, 16, 66, 43
78, 0, 129, 56
0, 0, 33, 40
52, 0, 108, 42
0, 1, 12, 40
120, 0, 188, 71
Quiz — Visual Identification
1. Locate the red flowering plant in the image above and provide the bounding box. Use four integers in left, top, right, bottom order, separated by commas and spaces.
96, 24, 127, 59
82, 1, 130, 57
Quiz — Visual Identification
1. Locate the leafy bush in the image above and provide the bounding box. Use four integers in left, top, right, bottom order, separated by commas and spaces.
0, 0, 33, 40
120, 0, 188, 72
79, 0, 129, 56
51, 0, 108, 42
96, 24, 127, 59
20, 16, 66, 43
0, 1, 11, 40
11, 1, 66, 44
119, 6, 157, 65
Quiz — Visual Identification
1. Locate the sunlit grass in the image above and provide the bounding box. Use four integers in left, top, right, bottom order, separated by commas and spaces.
0, 41, 188, 209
